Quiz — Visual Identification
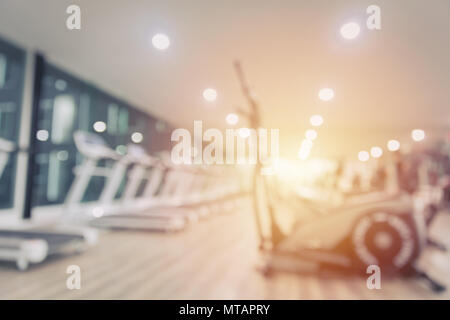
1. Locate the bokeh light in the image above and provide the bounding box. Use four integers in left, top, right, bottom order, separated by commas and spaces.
152, 33, 170, 50
370, 146, 383, 158
226, 113, 239, 125
310, 115, 324, 127
238, 127, 251, 138
358, 151, 370, 162
387, 140, 400, 151
340, 22, 360, 39
93, 121, 106, 133
305, 129, 318, 141
203, 88, 218, 102
131, 132, 143, 143
318, 88, 334, 101
411, 129, 425, 142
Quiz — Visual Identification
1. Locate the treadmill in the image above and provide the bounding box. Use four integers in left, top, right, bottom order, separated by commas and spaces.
141, 153, 245, 217
93, 144, 241, 227
67, 131, 190, 231
0, 137, 97, 270
129, 149, 209, 221
0, 228, 97, 270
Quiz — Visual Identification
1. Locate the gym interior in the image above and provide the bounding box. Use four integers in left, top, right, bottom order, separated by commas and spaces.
0, 0, 450, 300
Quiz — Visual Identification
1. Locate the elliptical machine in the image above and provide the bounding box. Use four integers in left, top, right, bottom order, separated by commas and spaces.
233, 61, 446, 292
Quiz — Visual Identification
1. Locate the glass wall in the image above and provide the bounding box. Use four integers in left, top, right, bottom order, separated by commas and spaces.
0, 38, 25, 209
0, 36, 173, 211
32, 62, 171, 206
32, 65, 85, 206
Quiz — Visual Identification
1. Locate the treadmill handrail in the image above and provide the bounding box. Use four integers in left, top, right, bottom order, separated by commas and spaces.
0, 137, 14, 153
73, 131, 120, 161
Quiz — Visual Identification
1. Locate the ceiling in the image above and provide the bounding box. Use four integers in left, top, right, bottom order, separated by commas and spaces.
0, 0, 449, 157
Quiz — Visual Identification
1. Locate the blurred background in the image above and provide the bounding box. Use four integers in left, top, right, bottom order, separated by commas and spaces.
0, 0, 449, 299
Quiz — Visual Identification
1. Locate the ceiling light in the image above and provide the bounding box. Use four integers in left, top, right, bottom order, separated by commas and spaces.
239, 128, 251, 139
358, 151, 370, 162
305, 129, 318, 141
310, 115, 324, 127
203, 88, 217, 102
318, 88, 334, 101
370, 146, 383, 158
93, 121, 106, 133
152, 33, 170, 50
226, 113, 239, 125
387, 140, 400, 152
340, 22, 361, 40
411, 129, 425, 142
36, 130, 49, 141
131, 132, 143, 144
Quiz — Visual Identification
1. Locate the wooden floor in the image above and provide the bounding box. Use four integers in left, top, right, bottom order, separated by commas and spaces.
1, 199, 450, 300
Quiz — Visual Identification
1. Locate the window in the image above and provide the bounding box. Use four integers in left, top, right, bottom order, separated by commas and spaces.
32, 62, 168, 206
0, 37, 174, 211
0, 38, 25, 209
33, 66, 84, 206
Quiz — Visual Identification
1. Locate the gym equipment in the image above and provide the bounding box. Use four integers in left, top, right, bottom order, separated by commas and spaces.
66, 131, 187, 231
118, 149, 244, 219
121, 144, 160, 203
442, 176, 450, 209
102, 143, 202, 222
141, 153, 211, 217
0, 228, 96, 270
67, 131, 242, 231
151, 156, 243, 216
233, 61, 446, 292
0, 137, 97, 270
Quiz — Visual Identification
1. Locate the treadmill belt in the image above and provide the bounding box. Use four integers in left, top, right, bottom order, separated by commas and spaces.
0, 230, 84, 245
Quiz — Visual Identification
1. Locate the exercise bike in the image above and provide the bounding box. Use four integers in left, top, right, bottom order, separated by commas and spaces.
233, 61, 446, 292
